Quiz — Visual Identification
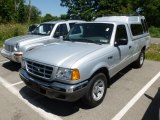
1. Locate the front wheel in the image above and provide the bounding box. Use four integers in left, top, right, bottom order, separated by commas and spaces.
133, 50, 145, 68
82, 73, 107, 107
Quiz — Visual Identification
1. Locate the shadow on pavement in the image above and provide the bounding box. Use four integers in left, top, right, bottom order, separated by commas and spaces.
19, 86, 91, 116
2, 61, 21, 71
142, 88, 160, 120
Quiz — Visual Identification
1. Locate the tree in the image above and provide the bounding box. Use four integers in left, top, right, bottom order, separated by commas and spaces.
60, 0, 122, 20
0, 0, 41, 23
17, 0, 26, 23
60, 14, 67, 20
0, 0, 15, 22
28, 6, 41, 23
41, 14, 59, 22
60, 0, 160, 27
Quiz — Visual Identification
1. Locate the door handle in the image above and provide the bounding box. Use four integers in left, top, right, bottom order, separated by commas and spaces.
108, 56, 113, 59
129, 46, 132, 49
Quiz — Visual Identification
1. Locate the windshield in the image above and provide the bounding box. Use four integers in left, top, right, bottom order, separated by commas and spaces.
65, 23, 114, 44
32, 24, 55, 36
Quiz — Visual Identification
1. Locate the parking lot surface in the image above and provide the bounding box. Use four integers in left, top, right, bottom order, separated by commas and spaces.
0, 53, 159, 120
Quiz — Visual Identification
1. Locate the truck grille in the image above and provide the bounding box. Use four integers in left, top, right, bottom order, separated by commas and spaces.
26, 60, 53, 80
5, 44, 14, 52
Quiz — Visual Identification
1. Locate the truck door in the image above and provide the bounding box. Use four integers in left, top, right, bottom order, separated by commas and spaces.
110, 24, 133, 75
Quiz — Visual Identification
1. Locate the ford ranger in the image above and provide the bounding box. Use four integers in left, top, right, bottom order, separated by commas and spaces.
19, 16, 150, 107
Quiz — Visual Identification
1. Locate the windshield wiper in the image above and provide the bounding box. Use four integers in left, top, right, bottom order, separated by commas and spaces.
32, 32, 47, 36
80, 38, 102, 45
64, 38, 102, 45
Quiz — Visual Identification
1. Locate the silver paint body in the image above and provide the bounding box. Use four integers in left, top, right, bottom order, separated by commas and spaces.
23, 16, 151, 84
19, 16, 150, 101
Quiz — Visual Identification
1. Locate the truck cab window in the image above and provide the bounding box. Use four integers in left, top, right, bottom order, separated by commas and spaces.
130, 24, 143, 36
115, 25, 128, 44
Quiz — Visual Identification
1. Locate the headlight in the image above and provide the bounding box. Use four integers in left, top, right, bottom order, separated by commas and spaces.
55, 67, 80, 80
21, 58, 26, 69
14, 44, 19, 51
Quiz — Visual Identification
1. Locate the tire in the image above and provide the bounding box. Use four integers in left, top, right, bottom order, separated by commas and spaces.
133, 50, 145, 68
83, 73, 107, 107
10, 60, 16, 64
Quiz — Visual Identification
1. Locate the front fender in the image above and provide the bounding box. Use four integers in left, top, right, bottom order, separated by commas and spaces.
74, 58, 110, 81
89, 62, 110, 78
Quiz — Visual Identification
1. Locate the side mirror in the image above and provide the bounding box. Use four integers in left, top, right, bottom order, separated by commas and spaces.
115, 38, 128, 46
28, 24, 38, 33
54, 32, 60, 38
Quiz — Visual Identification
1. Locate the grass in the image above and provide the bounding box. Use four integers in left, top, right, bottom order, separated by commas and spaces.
146, 44, 160, 61
149, 26, 160, 38
0, 24, 28, 47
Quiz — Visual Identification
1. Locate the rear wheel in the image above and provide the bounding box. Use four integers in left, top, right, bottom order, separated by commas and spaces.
133, 50, 145, 68
83, 73, 107, 107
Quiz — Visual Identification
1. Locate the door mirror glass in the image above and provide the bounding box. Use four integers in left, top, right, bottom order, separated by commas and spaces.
115, 38, 128, 46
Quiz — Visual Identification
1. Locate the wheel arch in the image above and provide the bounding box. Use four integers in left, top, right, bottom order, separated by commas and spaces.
142, 46, 146, 51
90, 67, 110, 87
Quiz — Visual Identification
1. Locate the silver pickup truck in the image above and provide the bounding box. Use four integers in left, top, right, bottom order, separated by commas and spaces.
19, 16, 150, 107
1, 20, 84, 63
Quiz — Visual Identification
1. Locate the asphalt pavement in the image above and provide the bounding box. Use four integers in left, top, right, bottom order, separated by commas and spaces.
0, 38, 160, 120
151, 38, 160, 44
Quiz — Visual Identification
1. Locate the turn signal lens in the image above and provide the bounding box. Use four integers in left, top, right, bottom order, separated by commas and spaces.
71, 69, 80, 80
14, 53, 23, 56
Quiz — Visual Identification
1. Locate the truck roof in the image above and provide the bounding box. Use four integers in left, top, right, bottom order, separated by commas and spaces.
95, 16, 145, 24
76, 21, 125, 25
42, 20, 85, 24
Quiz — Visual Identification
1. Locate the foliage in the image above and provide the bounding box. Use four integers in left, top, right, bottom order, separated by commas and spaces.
60, 14, 68, 20
41, 14, 60, 22
149, 26, 160, 38
28, 6, 41, 23
17, 0, 26, 23
0, 0, 41, 23
0, 24, 28, 47
146, 44, 160, 61
60, 0, 160, 27
0, 0, 15, 22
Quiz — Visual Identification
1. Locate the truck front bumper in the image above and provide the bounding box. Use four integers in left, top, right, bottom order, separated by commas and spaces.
1, 49, 23, 63
19, 68, 89, 102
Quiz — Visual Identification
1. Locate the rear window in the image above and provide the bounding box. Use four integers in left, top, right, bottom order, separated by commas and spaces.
130, 24, 143, 36
141, 19, 149, 33
143, 19, 149, 32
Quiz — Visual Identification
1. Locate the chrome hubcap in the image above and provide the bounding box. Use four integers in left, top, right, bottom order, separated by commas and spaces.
140, 53, 144, 65
92, 79, 105, 101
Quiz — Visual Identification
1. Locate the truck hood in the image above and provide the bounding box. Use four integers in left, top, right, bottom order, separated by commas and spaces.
24, 42, 104, 68
5, 35, 49, 45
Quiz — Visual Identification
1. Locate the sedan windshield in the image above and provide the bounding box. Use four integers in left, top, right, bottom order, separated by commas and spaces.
65, 23, 114, 44
32, 24, 55, 36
